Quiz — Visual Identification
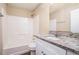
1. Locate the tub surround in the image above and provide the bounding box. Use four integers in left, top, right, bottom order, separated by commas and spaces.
34, 34, 79, 55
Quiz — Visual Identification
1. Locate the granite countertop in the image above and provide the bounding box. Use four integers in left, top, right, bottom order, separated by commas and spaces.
34, 34, 79, 54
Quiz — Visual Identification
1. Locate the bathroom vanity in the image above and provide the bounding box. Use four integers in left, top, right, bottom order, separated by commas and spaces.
34, 34, 79, 55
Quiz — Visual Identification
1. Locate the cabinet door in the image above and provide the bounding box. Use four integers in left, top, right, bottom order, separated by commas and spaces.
36, 40, 60, 55
67, 50, 77, 55
36, 41, 45, 55
36, 39, 66, 55
35, 38, 42, 55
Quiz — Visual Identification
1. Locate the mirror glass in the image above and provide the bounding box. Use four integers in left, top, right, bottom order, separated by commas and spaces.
71, 9, 79, 33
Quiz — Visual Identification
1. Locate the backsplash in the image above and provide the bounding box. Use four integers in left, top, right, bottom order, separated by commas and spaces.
70, 33, 79, 39
49, 31, 79, 39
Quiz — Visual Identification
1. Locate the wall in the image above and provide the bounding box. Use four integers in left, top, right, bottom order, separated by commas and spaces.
6, 5, 32, 17
33, 15, 39, 35
0, 3, 6, 54
0, 17, 3, 54
50, 8, 70, 31
50, 19, 56, 31
33, 4, 50, 34
50, 3, 79, 31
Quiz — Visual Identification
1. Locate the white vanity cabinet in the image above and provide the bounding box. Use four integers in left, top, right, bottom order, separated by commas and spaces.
35, 37, 66, 55
36, 39, 55, 55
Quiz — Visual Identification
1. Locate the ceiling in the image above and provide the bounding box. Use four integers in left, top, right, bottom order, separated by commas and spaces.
8, 3, 40, 11
7, 3, 69, 13
50, 3, 66, 14
8, 3, 78, 14
50, 3, 79, 14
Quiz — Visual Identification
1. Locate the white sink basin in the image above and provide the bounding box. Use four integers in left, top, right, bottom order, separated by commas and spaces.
46, 36, 60, 40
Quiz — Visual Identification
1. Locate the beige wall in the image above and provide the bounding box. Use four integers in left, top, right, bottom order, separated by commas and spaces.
33, 15, 39, 35
0, 3, 6, 54
6, 5, 32, 17
33, 4, 50, 34
0, 18, 3, 54
0, 3, 6, 10
50, 3, 79, 31
50, 8, 70, 31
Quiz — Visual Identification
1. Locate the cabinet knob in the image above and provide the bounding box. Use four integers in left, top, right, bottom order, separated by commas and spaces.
41, 51, 46, 55
41, 51, 44, 53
